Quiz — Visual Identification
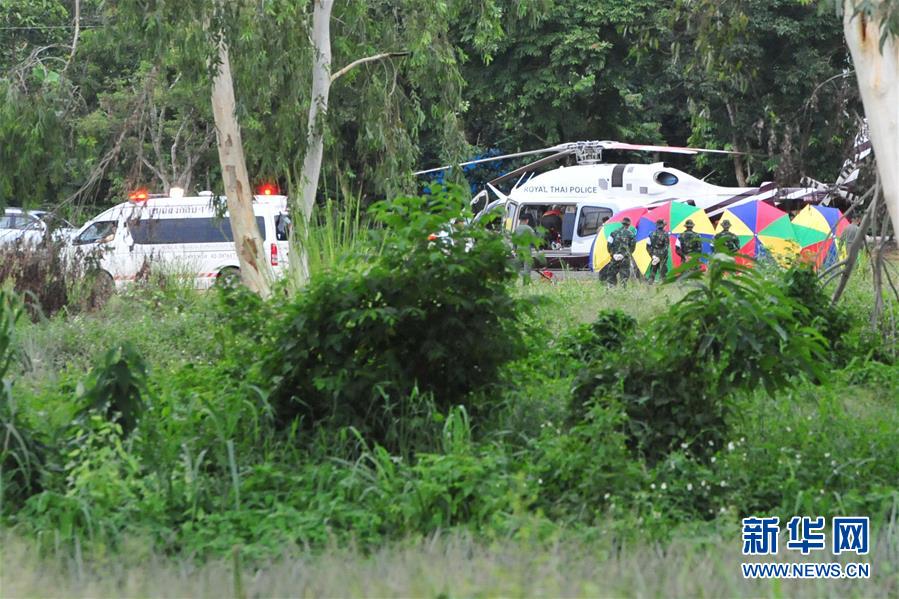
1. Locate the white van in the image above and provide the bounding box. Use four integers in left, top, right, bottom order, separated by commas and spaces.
69, 191, 291, 289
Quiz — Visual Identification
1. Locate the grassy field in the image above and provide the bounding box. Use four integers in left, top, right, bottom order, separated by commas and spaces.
4, 525, 898, 597
3, 245, 898, 598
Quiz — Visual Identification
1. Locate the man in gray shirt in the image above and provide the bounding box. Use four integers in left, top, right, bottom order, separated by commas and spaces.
841, 215, 861, 247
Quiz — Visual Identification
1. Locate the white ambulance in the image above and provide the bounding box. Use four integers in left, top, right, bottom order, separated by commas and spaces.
69, 188, 291, 289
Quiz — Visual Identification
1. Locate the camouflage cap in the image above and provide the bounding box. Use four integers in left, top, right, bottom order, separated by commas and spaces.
621, 216, 631, 225
685, 219, 695, 227
656, 219, 666, 226
722, 219, 732, 229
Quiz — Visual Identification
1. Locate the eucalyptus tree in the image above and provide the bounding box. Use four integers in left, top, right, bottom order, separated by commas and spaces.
842, 0, 899, 239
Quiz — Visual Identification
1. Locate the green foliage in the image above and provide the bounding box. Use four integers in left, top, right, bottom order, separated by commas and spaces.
2, 229, 897, 562
0, 82, 69, 207
573, 254, 828, 462
528, 401, 642, 523
264, 187, 524, 451
666, 0, 857, 184
0, 290, 44, 509
781, 265, 856, 362
563, 309, 637, 363
77, 343, 148, 436
460, 0, 670, 147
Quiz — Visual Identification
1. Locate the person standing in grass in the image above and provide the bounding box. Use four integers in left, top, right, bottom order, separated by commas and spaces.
647, 218, 669, 283
607, 217, 636, 285
714, 219, 740, 254
676, 219, 703, 262
840, 215, 861, 248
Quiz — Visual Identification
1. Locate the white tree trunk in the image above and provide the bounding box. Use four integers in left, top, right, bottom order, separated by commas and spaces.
211, 40, 272, 297
292, 0, 334, 284
844, 2, 899, 238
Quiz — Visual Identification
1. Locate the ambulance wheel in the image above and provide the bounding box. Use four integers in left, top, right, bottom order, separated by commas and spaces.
216, 267, 241, 288
87, 270, 115, 311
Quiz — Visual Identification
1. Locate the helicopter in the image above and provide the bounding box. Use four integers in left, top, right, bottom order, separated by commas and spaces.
415, 125, 871, 268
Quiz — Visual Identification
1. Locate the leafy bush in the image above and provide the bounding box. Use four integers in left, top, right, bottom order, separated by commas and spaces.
781, 266, 855, 362
563, 309, 636, 364
77, 343, 148, 436
0, 290, 45, 509
264, 187, 525, 451
573, 254, 828, 462
528, 400, 642, 523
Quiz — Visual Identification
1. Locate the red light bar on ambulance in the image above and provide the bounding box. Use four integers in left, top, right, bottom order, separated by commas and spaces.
129, 189, 149, 202
257, 183, 279, 196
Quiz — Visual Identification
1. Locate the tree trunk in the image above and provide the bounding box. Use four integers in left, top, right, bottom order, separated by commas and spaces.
724, 100, 748, 187
844, 3, 899, 239
211, 41, 272, 297
292, 0, 334, 285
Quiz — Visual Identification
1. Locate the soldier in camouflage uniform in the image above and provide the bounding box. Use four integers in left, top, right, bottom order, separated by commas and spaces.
714, 219, 740, 253
647, 218, 669, 283
676, 219, 703, 262
606, 216, 636, 285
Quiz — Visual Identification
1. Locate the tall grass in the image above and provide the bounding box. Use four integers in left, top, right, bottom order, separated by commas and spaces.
302, 191, 375, 276
3, 524, 897, 597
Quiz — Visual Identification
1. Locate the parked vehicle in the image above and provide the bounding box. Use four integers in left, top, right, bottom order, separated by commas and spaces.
69, 189, 291, 289
0, 208, 77, 246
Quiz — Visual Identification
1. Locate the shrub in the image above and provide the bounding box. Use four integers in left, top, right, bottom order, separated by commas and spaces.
264, 187, 525, 451
0, 290, 45, 509
77, 343, 148, 436
0, 240, 110, 318
528, 400, 642, 523
718, 368, 899, 521
563, 309, 637, 364
573, 254, 828, 462
781, 265, 855, 363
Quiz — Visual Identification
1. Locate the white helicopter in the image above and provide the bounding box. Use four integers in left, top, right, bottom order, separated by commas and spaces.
415, 126, 871, 268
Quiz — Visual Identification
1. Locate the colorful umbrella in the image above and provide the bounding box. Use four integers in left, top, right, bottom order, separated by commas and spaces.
589, 207, 647, 272
632, 202, 715, 273
715, 201, 799, 266
791, 205, 847, 268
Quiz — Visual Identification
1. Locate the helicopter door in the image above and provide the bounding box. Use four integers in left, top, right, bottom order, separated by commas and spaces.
572, 205, 613, 255
503, 201, 518, 232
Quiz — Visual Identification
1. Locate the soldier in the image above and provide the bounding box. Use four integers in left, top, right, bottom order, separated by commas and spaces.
714, 219, 740, 253
676, 219, 703, 262
607, 216, 636, 285
647, 218, 669, 283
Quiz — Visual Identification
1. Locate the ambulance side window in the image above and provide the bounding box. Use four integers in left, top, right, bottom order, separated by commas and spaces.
74, 221, 118, 245
128, 217, 265, 244
577, 206, 612, 237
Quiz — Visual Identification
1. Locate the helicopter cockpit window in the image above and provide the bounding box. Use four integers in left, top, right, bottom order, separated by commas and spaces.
655, 171, 679, 186
577, 206, 613, 237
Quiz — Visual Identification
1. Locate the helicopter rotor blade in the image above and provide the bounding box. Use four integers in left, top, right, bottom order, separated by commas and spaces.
600, 141, 745, 155
413, 145, 567, 176
488, 150, 575, 187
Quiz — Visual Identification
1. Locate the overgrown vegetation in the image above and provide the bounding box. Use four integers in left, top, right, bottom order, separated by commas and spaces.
2, 193, 897, 571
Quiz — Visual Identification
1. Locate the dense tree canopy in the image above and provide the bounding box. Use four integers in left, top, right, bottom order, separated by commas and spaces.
0, 0, 873, 213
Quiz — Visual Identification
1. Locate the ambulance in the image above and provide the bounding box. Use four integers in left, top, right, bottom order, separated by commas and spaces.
69, 187, 291, 289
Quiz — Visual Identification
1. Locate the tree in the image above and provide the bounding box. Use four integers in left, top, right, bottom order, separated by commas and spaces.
211, 31, 271, 296
843, 0, 899, 238
289, 0, 519, 284
459, 0, 670, 150
669, 0, 857, 187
